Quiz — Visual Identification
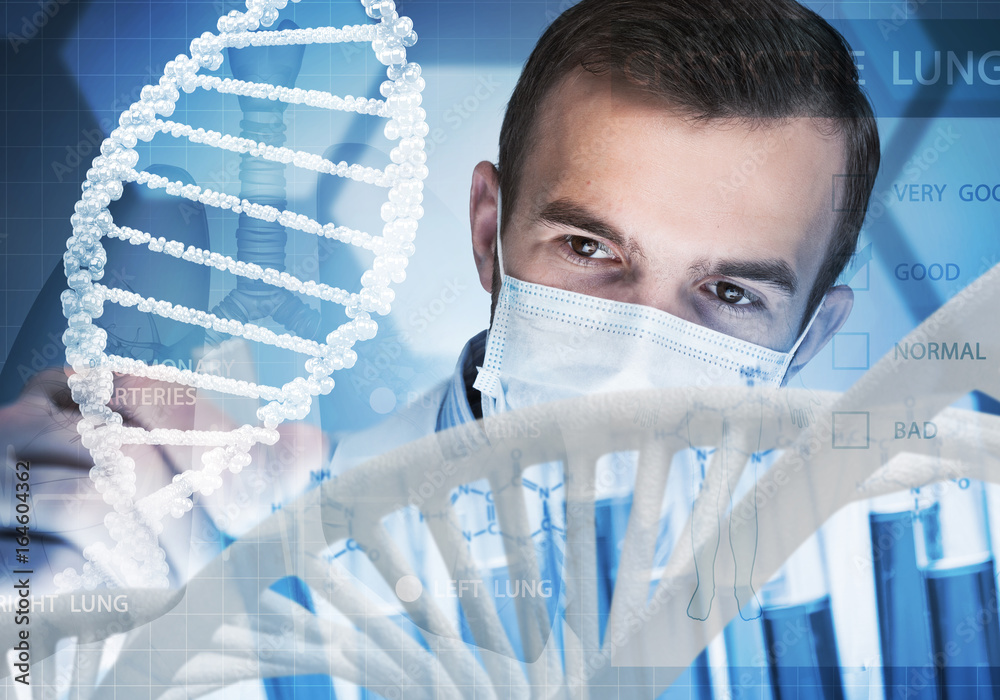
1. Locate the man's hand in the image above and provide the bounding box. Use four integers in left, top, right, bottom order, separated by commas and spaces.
0, 367, 329, 589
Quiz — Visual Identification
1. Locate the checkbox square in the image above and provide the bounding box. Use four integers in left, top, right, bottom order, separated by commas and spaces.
839, 243, 873, 291
832, 174, 866, 212
832, 332, 870, 370
832, 411, 870, 449
847, 259, 870, 291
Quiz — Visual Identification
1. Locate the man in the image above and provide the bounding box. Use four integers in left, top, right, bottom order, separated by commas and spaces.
329, 0, 879, 694
333, 0, 878, 465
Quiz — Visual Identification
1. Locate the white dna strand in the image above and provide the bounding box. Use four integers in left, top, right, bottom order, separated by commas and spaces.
6, 263, 1000, 698
58, 0, 426, 590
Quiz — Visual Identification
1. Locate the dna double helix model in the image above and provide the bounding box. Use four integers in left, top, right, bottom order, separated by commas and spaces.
57, 0, 427, 591
4, 260, 1000, 697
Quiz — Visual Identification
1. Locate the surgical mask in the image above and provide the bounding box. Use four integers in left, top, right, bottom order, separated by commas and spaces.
473, 192, 823, 418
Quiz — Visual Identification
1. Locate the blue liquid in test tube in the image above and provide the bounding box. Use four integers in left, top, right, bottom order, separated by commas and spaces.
913, 481, 1000, 696
596, 493, 633, 645
869, 505, 935, 699
924, 559, 1000, 692
594, 495, 712, 700
594, 493, 713, 699
760, 596, 843, 700
756, 528, 844, 700
657, 653, 713, 700
722, 444, 842, 700
724, 614, 774, 700
451, 469, 569, 665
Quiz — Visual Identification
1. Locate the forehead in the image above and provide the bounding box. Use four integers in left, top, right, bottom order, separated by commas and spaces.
519, 70, 846, 289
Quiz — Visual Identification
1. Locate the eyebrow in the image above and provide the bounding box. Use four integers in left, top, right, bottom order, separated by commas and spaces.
690, 258, 798, 296
537, 198, 644, 260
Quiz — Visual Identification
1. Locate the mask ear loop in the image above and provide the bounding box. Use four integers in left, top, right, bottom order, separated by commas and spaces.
474, 188, 508, 407
781, 294, 827, 377
495, 188, 506, 279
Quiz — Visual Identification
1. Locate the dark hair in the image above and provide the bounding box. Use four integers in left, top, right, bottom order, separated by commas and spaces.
496, 0, 880, 330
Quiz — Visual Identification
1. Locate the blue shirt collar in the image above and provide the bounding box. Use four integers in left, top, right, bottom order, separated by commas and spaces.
436, 330, 487, 432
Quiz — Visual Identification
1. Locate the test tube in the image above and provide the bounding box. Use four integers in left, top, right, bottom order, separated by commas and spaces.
592, 450, 714, 699
913, 480, 1000, 693
593, 487, 714, 699
758, 532, 844, 700
868, 491, 935, 699
723, 613, 774, 700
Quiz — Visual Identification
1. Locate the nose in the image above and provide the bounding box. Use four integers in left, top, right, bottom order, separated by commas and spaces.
619, 273, 700, 326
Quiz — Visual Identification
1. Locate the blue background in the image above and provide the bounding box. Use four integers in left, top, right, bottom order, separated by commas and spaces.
3, 1, 1000, 697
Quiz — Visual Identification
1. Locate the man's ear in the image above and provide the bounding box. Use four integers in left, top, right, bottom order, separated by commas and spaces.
783, 285, 854, 382
470, 161, 500, 293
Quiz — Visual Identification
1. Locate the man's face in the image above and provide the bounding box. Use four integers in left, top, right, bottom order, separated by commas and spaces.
471, 69, 853, 359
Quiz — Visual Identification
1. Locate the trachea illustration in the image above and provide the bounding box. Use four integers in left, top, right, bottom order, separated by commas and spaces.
206, 16, 317, 344
59, 0, 426, 590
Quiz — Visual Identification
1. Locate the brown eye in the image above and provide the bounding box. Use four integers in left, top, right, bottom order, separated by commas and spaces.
716, 281, 750, 304
569, 236, 612, 259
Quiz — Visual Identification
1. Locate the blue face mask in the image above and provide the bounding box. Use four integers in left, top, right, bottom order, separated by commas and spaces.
473, 192, 823, 418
